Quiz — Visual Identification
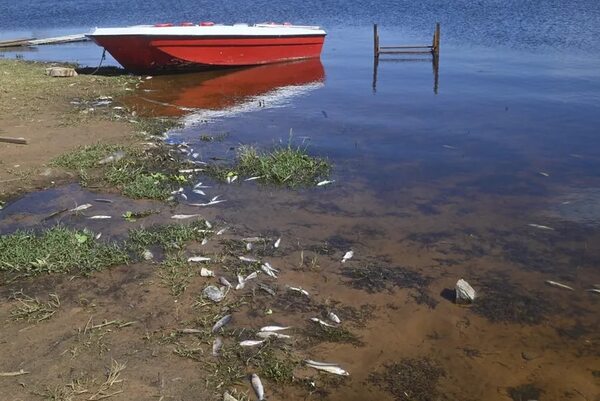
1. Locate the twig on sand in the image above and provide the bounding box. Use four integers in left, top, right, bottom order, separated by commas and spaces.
0, 369, 29, 377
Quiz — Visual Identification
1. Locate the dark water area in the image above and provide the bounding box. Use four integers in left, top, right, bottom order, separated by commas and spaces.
1, 1, 600, 400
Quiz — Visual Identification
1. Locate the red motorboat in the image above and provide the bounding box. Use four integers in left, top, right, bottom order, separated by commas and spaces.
87, 22, 326, 73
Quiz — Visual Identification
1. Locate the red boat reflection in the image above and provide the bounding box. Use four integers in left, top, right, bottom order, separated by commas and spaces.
125, 58, 325, 117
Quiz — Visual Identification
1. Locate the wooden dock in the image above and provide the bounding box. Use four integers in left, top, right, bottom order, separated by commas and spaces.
0, 34, 88, 49
0, 38, 34, 48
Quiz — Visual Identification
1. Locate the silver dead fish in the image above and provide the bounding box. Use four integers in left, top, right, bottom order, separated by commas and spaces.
216, 228, 227, 235
586, 288, 600, 294
88, 215, 112, 219
257, 331, 291, 339
310, 317, 336, 328
240, 340, 265, 347
251, 373, 265, 400
305, 362, 349, 376
274, 237, 281, 248
69, 203, 92, 212
261, 262, 279, 278
212, 314, 232, 332
244, 176, 262, 181
528, 223, 555, 231
188, 256, 211, 262
201, 238, 209, 245
200, 267, 214, 277
226, 175, 238, 184
171, 214, 201, 219
287, 286, 309, 297
212, 336, 223, 356
260, 326, 291, 332
193, 189, 206, 196
545, 280, 574, 291
258, 283, 276, 296
316, 180, 335, 186
219, 276, 233, 288
328, 311, 341, 324
246, 242, 253, 251
239, 256, 259, 263
341, 250, 353, 263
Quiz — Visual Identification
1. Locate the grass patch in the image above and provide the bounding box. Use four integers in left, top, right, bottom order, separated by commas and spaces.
369, 358, 445, 401
507, 384, 543, 401
342, 263, 430, 293
158, 253, 195, 296
127, 221, 209, 252
51, 143, 123, 170
0, 226, 128, 277
207, 143, 330, 187
136, 117, 182, 137
304, 324, 363, 346
10, 291, 60, 322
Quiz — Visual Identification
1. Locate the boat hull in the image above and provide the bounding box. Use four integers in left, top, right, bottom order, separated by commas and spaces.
90, 33, 325, 73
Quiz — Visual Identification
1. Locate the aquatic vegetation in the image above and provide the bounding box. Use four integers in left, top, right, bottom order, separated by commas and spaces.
127, 221, 209, 252
472, 277, 554, 324
369, 358, 445, 401
136, 117, 182, 137
207, 143, 331, 187
304, 324, 363, 346
10, 291, 61, 323
199, 132, 229, 142
0, 226, 129, 276
507, 384, 543, 401
341, 263, 430, 293
51, 143, 124, 169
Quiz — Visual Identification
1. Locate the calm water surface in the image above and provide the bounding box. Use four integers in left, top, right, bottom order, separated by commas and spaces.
1, 1, 600, 400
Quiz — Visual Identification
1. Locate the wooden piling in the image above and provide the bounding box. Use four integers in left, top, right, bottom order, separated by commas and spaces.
373, 24, 380, 58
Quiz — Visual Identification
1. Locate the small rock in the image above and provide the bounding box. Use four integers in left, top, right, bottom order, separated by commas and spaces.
455, 279, 476, 304
142, 250, 154, 260
203, 286, 225, 303
521, 351, 540, 361
46, 67, 78, 77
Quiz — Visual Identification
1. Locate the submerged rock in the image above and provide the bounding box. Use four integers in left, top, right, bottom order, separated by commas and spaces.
203, 285, 225, 302
142, 249, 154, 260
455, 279, 476, 304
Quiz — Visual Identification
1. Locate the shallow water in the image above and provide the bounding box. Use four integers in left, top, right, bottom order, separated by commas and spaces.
2, 2, 600, 400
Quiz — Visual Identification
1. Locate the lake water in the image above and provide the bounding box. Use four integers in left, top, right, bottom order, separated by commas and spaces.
1, 1, 600, 400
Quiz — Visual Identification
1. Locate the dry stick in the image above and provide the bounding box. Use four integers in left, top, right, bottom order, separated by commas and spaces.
0, 369, 30, 377
0, 137, 28, 145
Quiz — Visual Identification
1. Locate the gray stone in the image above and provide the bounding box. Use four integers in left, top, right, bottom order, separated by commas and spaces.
455, 279, 476, 304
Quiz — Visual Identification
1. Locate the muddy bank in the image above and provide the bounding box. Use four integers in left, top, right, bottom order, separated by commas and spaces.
0, 60, 141, 197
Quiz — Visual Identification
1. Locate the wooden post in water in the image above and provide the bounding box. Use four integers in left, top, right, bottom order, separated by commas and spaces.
432, 22, 441, 55
373, 24, 380, 58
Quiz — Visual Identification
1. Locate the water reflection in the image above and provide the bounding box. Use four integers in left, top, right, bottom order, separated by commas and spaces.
372, 54, 440, 94
124, 59, 325, 120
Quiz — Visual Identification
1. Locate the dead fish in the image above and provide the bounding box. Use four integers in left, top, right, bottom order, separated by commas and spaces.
341, 250, 353, 263
193, 189, 206, 196
545, 280, 574, 291
528, 223, 555, 231
251, 373, 265, 400
94, 198, 114, 203
194, 182, 211, 189
317, 180, 335, 186
200, 267, 214, 277
287, 286, 309, 297
211, 195, 221, 202
245, 271, 258, 281
205, 220, 213, 229
538, 171, 550, 177
305, 361, 349, 376
235, 271, 258, 290
219, 276, 233, 288
212, 314, 232, 332
258, 283, 276, 296
201, 238, 209, 245
244, 176, 262, 181
171, 214, 201, 219
212, 336, 223, 356
274, 238, 281, 248
240, 340, 265, 347
188, 256, 211, 263
442, 144, 457, 150
304, 359, 340, 367
328, 311, 341, 324
586, 288, 600, 294
257, 331, 291, 339
217, 228, 227, 235
223, 391, 239, 401
239, 256, 259, 263
192, 153, 200, 159
188, 200, 226, 207
260, 326, 290, 332
180, 193, 188, 200
179, 168, 204, 173
246, 242, 253, 251
310, 317, 336, 328
203, 285, 225, 302
242, 237, 263, 242
69, 203, 92, 212
261, 263, 278, 279
95, 233, 102, 240
98, 150, 125, 165
171, 188, 184, 195
226, 175, 238, 184
88, 215, 112, 219
178, 328, 202, 334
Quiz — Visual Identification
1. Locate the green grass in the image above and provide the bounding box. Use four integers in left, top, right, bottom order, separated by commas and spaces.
51, 143, 123, 170
158, 253, 195, 296
207, 143, 331, 187
0, 226, 129, 276
127, 221, 209, 252
136, 117, 182, 137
